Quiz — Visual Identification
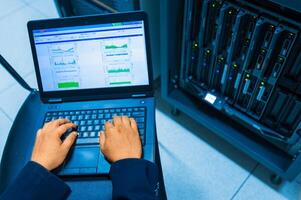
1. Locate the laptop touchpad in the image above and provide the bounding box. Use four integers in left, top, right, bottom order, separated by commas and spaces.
64, 147, 99, 168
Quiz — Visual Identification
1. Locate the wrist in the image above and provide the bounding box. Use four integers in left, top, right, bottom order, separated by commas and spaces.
31, 159, 52, 171
112, 155, 141, 163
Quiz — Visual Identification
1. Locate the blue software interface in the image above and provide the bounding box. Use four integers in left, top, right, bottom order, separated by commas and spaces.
33, 21, 149, 92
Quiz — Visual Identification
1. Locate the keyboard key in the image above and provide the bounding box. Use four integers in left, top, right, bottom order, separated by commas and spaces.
80, 121, 86, 126
73, 121, 79, 126
139, 129, 144, 135
116, 108, 121, 112
98, 110, 103, 113
80, 126, 87, 132
78, 115, 84, 120
136, 117, 145, 123
71, 116, 77, 121
95, 125, 101, 131
128, 108, 133, 112
87, 126, 93, 131
77, 137, 99, 144
104, 114, 111, 119
132, 112, 144, 117
139, 107, 145, 111
98, 114, 104, 119
87, 110, 92, 114
104, 109, 109, 113
138, 123, 144, 129
92, 110, 97, 114
84, 115, 90, 120
91, 114, 97, 119
75, 111, 80, 115
110, 109, 115, 113
122, 108, 127, 112
94, 119, 100, 125
90, 132, 96, 137
70, 111, 75, 115
87, 120, 93, 125
133, 108, 139, 111
83, 132, 89, 137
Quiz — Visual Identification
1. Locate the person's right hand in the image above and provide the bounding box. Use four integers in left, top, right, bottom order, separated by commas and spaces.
99, 116, 142, 163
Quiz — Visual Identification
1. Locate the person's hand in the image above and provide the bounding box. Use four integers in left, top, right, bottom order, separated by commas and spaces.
99, 116, 142, 163
31, 119, 78, 171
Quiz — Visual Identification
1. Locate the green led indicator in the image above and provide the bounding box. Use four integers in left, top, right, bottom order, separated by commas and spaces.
212, 3, 216, 8
228, 10, 232, 15
233, 63, 238, 68
261, 81, 264, 86
112, 22, 122, 26
206, 49, 211, 54
246, 74, 250, 78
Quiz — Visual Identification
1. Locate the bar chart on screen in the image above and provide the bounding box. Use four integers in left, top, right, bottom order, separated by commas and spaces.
49, 43, 81, 89
101, 38, 134, 87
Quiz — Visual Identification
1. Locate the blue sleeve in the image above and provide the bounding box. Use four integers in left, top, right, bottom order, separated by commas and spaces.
0, 161, 71, 200
110, 159, 160, 200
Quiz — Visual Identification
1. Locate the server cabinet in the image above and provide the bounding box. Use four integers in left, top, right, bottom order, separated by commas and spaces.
161, 0, 301, 180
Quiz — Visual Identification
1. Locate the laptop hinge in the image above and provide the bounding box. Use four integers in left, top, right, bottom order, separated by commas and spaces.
48, 98, 63, 103
131, 94, 146, 98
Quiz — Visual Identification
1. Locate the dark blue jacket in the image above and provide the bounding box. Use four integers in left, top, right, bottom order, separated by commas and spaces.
0, 159, 159, 200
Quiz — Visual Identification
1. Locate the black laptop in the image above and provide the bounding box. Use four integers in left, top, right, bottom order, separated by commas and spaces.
27, 11, 155, 176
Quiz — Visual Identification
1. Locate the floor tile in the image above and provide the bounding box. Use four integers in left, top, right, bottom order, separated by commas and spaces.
156, 109, 257, 200
0, 65, 17, 93
0, 5, 47, 78
0, 0, 25, 18
0, 110, 13, 160
26, 0, 59, 18
233, 164, 301, 200
0, 83, 30, 121
24, 72, 38, 89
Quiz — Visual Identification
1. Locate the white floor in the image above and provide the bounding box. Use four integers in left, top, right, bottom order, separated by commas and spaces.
0, 0, 300, 199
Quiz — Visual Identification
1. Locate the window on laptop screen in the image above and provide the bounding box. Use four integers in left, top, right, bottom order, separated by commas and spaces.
32, 21, 149, 92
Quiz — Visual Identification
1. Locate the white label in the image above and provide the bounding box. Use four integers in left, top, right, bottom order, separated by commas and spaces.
204, 93, 217, 104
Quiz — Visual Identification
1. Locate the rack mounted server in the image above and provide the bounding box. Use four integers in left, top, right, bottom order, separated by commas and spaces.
161, 0, 301, 180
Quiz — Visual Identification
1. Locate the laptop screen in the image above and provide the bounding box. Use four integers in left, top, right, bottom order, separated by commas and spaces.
32, 20, 149, 92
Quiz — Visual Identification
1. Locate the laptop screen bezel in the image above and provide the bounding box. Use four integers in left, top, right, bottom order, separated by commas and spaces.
27, 11, 153, 101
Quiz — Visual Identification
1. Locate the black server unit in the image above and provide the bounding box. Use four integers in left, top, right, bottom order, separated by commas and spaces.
161, 0, 301, 181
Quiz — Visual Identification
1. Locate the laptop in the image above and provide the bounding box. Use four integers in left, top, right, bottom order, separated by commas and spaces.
27, 11, 155, 176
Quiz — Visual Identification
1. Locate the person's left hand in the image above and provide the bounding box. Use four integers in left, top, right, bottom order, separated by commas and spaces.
31, 119, 78, 171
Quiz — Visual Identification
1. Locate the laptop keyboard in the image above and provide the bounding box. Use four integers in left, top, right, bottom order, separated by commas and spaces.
43, 107, 146, 145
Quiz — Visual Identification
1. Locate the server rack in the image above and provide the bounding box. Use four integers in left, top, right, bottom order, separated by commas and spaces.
160, 0, 301, 181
